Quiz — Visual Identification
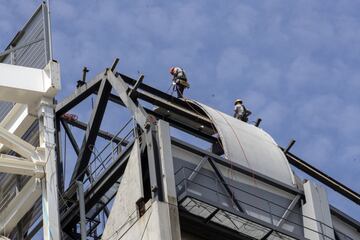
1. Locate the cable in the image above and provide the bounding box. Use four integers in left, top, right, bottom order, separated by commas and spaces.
139, 209, 153, 240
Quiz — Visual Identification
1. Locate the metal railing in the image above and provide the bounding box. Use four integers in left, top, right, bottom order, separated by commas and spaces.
59, 118, 135, 214
175, 166, 350, 240
83, 118, 135, 187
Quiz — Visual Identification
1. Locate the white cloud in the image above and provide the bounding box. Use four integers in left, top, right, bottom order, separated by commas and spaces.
216, 47, 250, 82
227, 4, 258, 37
1, 0, 360, 218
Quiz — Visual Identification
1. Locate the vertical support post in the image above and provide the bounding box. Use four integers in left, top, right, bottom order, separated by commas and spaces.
76, 181, 87, 240
10, 45, 15, 65
39, 98, 61, 240
145, 123, 164, 202
55, 117, 64, 193
157, 120, 181, 240
44, 1, 53, 60
302, 180, 334, 240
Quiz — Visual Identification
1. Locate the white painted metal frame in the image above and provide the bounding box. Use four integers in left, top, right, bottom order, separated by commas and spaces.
0, 61, 61, 240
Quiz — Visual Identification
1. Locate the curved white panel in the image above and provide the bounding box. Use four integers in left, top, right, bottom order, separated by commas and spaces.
191, 101, 295, 186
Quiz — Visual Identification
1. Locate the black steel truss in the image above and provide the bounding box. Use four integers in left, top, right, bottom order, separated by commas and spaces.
53, 66, 360, 239
70, 79, 112, 184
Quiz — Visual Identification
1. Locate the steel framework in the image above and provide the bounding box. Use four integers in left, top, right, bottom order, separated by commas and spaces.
49, 59, 359, 239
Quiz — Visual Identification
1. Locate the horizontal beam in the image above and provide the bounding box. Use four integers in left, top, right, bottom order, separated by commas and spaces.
0, 125, 38, 160
0, 61, 60, 104
106, 92, 218, 143
118, 73, 209, 119
283, 149, 360, 205
55, 71, 104, 116
117, 73, 213, 129
0, 154, 44, 177
329, 205, 360, 231
0, 177, 42, 235
61, 117, 127, 145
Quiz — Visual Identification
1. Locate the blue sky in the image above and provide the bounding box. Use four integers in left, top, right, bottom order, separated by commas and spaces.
1, 0, 359, 223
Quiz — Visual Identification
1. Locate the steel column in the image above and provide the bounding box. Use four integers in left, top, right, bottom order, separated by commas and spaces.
207, 157, 244, 213
70, 79, 112, 183
38, 98, 61, 240
76, 181, 87, 240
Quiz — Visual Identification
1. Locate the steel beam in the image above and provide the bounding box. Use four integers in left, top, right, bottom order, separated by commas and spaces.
0, 104, 36, 153
60, 119, 80, 155
81, 76, 216, 142
108, 76, 212, 129
0, 154, 44, 177
0, 125, 39, 160
61, 117, 126, 145
207, 157, 244, 213
118, 73, 210, 121
107, 71, 147, 130
0, 177, 41, 235
0, 61, 60, 105
55, 71, 104, 116
61, 141, 134, 230
283, 149, 360, 205
276, 194, 301, 227
70, 79, 112, 183
105, 94, 217, 143
76, 181, 87, 240
55, 117, 64, 193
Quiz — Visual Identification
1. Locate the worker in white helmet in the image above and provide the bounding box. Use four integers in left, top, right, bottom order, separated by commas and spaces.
170, 66, 190, 98
234, 99, 251, 122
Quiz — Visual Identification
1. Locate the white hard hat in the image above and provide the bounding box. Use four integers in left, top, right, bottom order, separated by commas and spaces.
234, 99, 242, 104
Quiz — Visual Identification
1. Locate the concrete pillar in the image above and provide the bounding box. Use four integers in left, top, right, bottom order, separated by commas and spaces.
302, 180, 334, 240
102, 121, 181, 240
157, 120, 181, 240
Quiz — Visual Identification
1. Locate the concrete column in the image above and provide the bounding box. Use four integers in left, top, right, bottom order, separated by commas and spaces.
102, 121, 181, 240
302, 180, 334, 240
157, 120, 181, 240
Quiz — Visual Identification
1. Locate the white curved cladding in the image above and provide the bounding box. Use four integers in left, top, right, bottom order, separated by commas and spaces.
191, 101, 296, 187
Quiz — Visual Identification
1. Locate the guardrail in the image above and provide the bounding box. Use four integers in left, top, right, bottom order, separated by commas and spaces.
175, 166, 352, 240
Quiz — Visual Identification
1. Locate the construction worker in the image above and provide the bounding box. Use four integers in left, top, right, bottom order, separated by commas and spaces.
170, 66, 190, 98
234, 99, 251, 122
